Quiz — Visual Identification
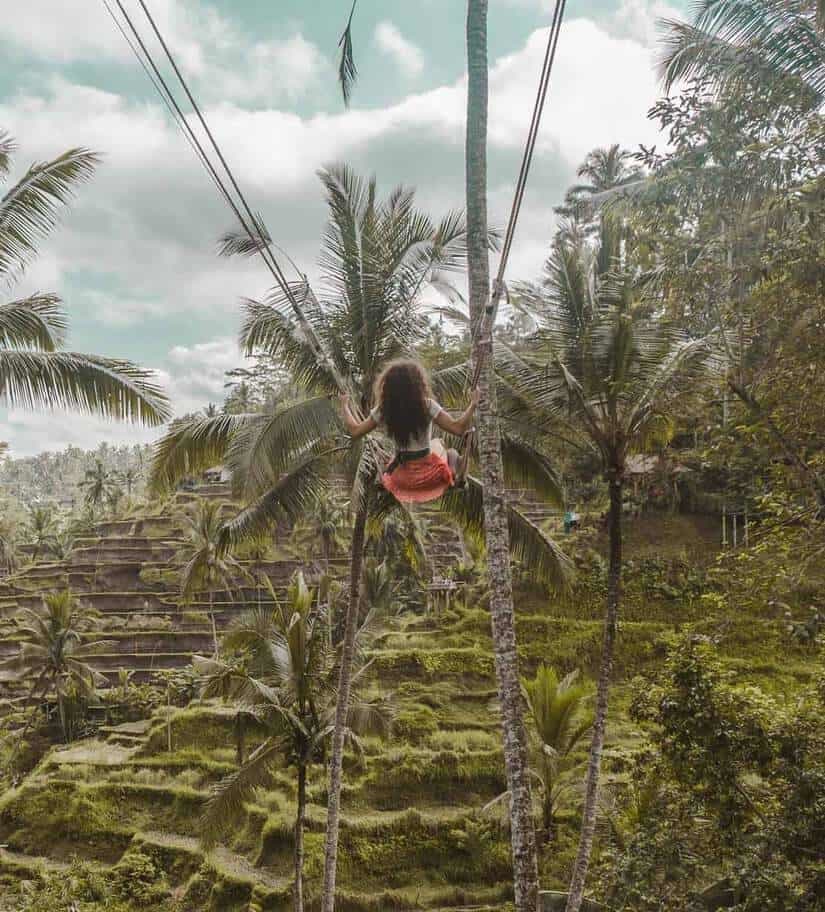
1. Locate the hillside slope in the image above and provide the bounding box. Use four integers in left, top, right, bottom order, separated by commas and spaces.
0, 493, 817, 911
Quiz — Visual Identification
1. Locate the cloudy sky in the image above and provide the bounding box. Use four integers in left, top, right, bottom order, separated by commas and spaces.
0, 0, 685, 457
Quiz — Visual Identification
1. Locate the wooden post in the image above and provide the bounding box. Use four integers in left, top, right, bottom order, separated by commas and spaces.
722, 505, 728, 547
732, 513, 738, 550
744, 508, 749, 547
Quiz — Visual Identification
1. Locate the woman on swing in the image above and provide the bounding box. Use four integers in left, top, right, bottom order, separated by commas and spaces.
340, 359, 479, 504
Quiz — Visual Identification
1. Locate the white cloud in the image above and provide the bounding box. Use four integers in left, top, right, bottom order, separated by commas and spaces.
0, 15, 665, 454
501, 0, 684, 49
610, 0, 683, 48
2, 0, 326, 106
162, 338, 249, 414
215, 34, 328, 104
374, 22, 425, 78
0, 336, 250, 458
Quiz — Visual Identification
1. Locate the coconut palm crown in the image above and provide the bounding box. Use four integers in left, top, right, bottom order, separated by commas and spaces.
0, 132, 170, 426
660, 0, 825, 106
149, 164, 570, 587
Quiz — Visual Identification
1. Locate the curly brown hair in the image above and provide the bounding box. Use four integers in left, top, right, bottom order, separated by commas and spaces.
375, 359, 432, 448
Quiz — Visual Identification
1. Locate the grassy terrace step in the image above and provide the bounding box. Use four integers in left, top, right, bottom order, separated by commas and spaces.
137, 829, 289, 891
0, 846, 74, 876
69, 546, 180, 564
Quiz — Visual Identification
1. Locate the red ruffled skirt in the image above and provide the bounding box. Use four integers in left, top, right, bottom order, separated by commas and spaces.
381, 452, 454, 503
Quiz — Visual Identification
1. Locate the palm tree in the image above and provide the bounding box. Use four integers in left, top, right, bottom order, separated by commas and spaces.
524, 666, 594, 843
178, 499, 249, 654
149, 165, 568, 912
0, 132, 170, 428
361, 558, 400, 620
27, 504, 59, 563
195, 570, 390, 912
0, 590, 112, 742
0, 512, 20, 578
80, 459, 118, 513
291, 492, 349, 567
557, 145, 643, 224
660, 0, 825, 106
123, 465, 140, 499
507, 216, 714, 912
466, 3, 542, 909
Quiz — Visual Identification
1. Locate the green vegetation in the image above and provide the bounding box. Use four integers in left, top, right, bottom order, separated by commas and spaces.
1, 3, 824, 912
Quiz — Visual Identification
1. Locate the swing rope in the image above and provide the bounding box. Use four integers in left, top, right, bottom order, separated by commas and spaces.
454, 0, 568, 484
102, 0, 567, 491
102, 0, 352, 401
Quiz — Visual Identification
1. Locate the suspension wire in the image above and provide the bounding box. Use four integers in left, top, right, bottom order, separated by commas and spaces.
495, 0, 568, 290
105, 0, 349, 394
465, 0, 568, 398
103, 0, 567, 427
101, 0, 237, 214
455, 0, 567, 481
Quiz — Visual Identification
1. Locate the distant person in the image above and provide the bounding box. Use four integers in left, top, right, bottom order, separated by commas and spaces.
340, 359, 478, 503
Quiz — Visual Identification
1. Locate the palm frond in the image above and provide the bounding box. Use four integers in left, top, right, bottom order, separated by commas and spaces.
240, 293, 337, 393
0, 351, 170, 425
347, 695, 394, 739
0, 148, 99, 279
500, 432, 565, 507
220, 447, 343, 547
337, 0, 360, 106
0, 295, 65, 351
226, 396, 339, 499
149, 412, 257, 495
660, 3, 825, 100
201, 736, 287, 846
217, 215, 272, 259
439, 477, 573, 591
0, 131, 14, 180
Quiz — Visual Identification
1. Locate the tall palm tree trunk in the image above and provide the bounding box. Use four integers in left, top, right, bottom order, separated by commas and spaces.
565, 474, 623, 912
56, 682, 68, 743
209, 588, 218, 656
321, 502, 367, 912
294, 760, 307, 912
466, 3, 539, 910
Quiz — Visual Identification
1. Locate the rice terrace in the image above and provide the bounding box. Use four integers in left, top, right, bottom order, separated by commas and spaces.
0, 2, 822, 912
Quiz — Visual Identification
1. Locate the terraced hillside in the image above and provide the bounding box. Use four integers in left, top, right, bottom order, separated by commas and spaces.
0, 494, 817, 912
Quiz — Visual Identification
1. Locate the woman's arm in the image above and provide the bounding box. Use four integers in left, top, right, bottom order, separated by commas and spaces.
433, 389, 480, 436
339, 394, 377, 439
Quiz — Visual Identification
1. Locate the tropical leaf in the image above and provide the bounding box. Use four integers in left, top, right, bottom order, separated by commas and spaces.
0, 351, 170, 424
337, 1, 360, 106
0, 147, 99, 279
150, 412, 257, 495
0, 295, 65, 351
439, 477, 573, 590
0, 131, 13, 180
225, 396, 339, 499
660, 1, 825, 101
201, 737, 288, 845
220, 447, 343, 547
500, 432, 565, 507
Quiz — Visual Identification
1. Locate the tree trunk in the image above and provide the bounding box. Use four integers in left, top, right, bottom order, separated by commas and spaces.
321, 502, 367, 912
56, 684, 67, 743
235, 712, 245, 765
294, 760, 307, 912
465, 3, 539, 911
565, 475, 623, 912
209, 589, 218, 656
